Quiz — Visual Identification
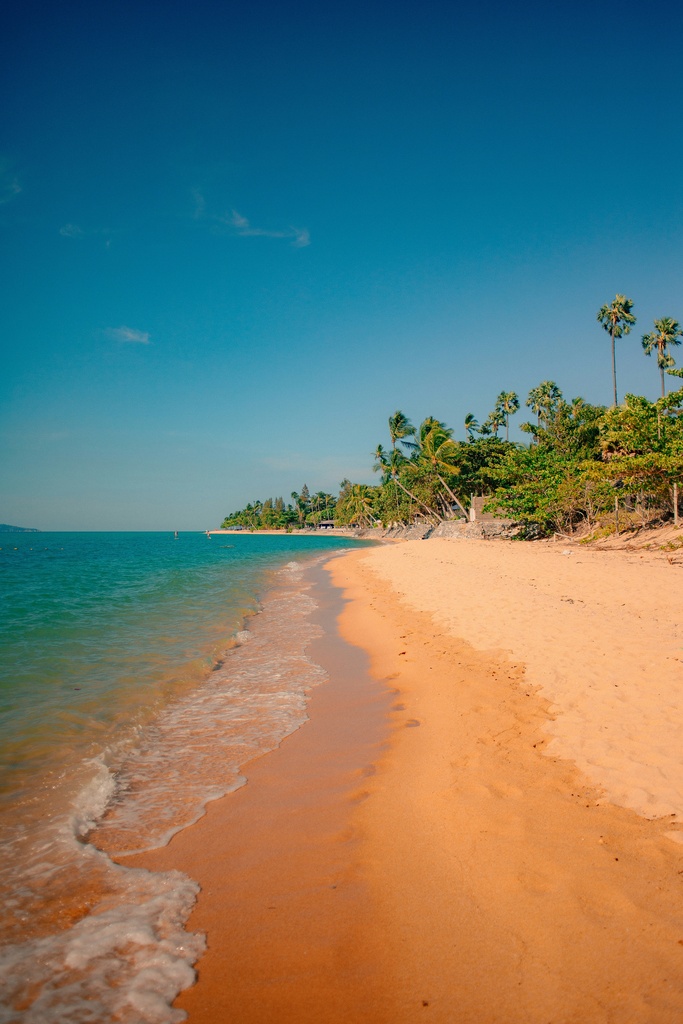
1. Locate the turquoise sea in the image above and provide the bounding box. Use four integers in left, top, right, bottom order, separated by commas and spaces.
0, 531, 367, 1023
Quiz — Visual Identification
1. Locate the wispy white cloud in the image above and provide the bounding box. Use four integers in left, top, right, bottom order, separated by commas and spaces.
0, 159, 21, 205
292, 228, 310, 249
106, 326, 151, 345
59, 223, 84, 238
229, 209, 250, 231
227, 209, 311, 247
192, 190, 310, 247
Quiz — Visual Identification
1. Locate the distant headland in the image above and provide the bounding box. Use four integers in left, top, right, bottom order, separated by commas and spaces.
0, 524, 40, 533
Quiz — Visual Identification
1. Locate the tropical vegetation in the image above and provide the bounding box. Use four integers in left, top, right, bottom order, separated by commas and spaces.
596, 294, 636, 406
222, 295, 683, 538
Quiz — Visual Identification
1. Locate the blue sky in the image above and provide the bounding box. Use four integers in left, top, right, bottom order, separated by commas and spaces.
2, 0, 682, 529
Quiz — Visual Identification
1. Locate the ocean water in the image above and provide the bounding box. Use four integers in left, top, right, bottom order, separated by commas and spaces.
0, 531, 368, 1023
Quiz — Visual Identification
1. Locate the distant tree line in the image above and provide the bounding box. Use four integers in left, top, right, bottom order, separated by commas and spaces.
222, 296, 683, 537
221, 485, 338, 530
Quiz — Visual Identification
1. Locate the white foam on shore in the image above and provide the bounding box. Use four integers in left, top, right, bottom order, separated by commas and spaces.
92, 565, 326, 855
0, 558, 328, 1023
0, 865, 204, 1024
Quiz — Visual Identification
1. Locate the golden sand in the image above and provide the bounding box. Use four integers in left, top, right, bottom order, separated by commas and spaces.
128, 539, 683, 1022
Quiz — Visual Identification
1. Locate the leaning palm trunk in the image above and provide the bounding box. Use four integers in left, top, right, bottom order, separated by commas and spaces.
394, 475, 441, 524
435, 471, 468, 518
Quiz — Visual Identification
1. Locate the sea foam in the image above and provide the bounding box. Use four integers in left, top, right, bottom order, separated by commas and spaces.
0, 554, 329, 1022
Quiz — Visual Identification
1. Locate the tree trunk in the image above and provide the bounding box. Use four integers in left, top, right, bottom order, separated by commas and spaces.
395, 476, 440, 524
674, 482, 679, 527
435, 472, 468, 517
611, 328, 618, 406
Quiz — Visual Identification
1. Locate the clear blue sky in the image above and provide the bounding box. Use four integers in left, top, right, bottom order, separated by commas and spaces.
2, 0, 682, 529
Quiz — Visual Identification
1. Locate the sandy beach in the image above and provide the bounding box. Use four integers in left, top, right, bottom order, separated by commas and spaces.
130, 537, 683, 1022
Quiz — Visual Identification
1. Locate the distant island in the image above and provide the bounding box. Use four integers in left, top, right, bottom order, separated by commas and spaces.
0, 524, 40, 533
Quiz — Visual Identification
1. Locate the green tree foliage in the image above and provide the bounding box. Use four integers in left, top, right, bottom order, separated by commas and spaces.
488, 393, 607, 533
479, 408, 505, 437
488, 445, 594, 534
221, 300, 683, 538
495, 391, 520, 442
334, 483, 378, 527
525, 381, 563, 431
388, 410, 416, 450
642, 317, 683, 397
373, 442, 439, 524
464, 413, 479, 440
410, 418, 468, 517
221, 485, 331, 530
597, 294, 636, 407
596, 392, 683, 491
455, 436, 510, 498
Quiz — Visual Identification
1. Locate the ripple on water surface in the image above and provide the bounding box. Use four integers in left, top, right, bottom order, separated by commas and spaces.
0, 549, 338, 1024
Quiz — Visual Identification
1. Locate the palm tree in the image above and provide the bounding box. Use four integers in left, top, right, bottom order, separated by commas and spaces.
384, 412, 416, 518
290, 490, 308, 527
569, 396, 585, 417
343, 484, 376, 527
412, 418, 468, 517
495, 391, 520, 442
526, 381, 563, 428
597, 294, 636, 406
373, 444, 439, 523
464, 413, 479, 440
388, 410, 415, 451
642, 317, 683, 397
481, 409, 504, 437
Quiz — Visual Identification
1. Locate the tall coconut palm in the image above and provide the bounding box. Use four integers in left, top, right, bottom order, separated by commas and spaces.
385, 412, 416, 518
495, 391, 520, 442
597, 294, 636, 406
642, 317, 683, 397
464, 413, 479, 440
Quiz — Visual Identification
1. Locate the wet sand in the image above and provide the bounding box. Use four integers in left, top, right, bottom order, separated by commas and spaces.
123, 563, 393, 1022
129, 540, 683, 1022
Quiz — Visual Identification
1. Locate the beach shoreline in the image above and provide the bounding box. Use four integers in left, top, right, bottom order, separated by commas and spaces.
130, 537, 683, 1022
121, 558, 395, 1022
328, 542, 683, 1021
0, 533, 373, 1023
